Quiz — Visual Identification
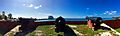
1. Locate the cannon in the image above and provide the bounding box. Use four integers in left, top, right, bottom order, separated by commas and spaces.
14, 18, 38, 36
55, 16, 66, 33
1, 16, 120, 36
87, 17, 112, 31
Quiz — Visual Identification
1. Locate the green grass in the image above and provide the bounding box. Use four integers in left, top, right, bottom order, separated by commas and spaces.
1, 24, 120, 36
26, 25, 109, 36
116, 28, 120, 33
70, 25, 108, 36
26, 25, 64, 36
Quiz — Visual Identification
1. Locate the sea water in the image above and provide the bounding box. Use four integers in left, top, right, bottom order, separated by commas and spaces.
35, 18, 112, 22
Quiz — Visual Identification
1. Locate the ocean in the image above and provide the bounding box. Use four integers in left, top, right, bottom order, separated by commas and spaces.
35, 18, 113, 22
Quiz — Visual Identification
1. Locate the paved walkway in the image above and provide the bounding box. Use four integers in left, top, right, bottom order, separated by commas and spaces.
68, 25, 84, 36
64, 25, 85, 36
4, 25, 21, 36
34, 30, 43, 36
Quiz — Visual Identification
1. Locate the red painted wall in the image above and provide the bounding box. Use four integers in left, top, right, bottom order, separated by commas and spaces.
103, 20, 120, 29
0, 20, 120, 35
0, 21, 18, 35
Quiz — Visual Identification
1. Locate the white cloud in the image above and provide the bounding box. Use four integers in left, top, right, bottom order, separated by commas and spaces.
34, 5, 42, 9
12, 14, 30, 18
13, 13, 51, 19
39, 5, 42, 7
28, 4, 33, 7
23, 4, 26, 6
34, 6, 39, 9
23, 4, 33, 7
109, 13, 113, 15
23, 4, 42, 9
103, 11, 117, 15
103, 13, 107, 14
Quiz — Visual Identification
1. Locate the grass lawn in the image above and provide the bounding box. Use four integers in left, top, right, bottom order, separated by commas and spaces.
69, 25, 107, 36
26, 25, 64, 36
26, 24, 120, 36
2, 24, 120, 36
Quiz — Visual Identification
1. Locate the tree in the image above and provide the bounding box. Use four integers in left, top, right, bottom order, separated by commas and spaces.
8, 13, 12, 19
1, 11, 7, 20
48, 16, 54, 19
0, 14, 2, 20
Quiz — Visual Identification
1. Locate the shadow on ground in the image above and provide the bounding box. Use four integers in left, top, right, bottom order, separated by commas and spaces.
60, 25, 77, 36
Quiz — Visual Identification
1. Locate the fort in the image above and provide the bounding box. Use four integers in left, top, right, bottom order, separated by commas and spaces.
0, 11, 120, 36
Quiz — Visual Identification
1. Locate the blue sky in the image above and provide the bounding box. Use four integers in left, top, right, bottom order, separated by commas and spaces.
0, 0, 120, 18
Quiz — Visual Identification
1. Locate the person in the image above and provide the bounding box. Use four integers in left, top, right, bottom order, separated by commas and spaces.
86, 17, 96, 30
93, 17, 110, 31
87, 17, 104, 31
87, 19, 95, 30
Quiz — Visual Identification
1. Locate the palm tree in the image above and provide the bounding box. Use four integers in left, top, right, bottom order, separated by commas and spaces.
8, 13, 12, 19
1, 11, 7, 20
